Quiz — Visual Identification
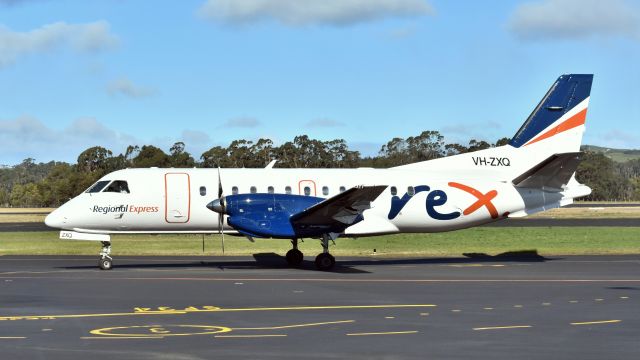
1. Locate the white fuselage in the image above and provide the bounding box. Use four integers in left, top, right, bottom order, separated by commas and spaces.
44, 163, 575, 237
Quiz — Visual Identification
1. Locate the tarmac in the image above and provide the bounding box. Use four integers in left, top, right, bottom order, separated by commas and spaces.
1, 254, 639, 359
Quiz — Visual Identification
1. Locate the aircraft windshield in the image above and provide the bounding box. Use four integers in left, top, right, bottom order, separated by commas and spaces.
103, 180, 130, 194
85, 180, 111, 193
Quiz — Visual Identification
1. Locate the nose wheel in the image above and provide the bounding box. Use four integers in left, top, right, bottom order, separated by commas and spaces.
99, 241, 113, 270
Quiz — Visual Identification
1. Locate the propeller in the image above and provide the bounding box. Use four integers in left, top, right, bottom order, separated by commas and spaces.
217, 167, 225, 255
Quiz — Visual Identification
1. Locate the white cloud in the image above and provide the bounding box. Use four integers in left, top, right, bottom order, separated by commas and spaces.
0, 116, 138, 164
181, 129, 211, 145
508, 0, 640, 41
305, 118, 345, 128
222, 117, 261, 128
107, 77, 155, 98
0, 21, 118, 68
198, 0, 433, 27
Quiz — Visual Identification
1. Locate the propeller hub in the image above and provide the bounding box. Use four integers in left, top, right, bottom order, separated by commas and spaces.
207, 198, 226, 214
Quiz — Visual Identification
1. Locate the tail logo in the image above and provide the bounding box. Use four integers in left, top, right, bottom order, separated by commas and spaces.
448, 182, 499, 219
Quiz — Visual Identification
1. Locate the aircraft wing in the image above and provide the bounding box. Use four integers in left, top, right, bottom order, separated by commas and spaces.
290, 185, 388, 230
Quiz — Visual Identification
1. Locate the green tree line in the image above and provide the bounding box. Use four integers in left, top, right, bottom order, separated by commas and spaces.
1, 132, 638, 207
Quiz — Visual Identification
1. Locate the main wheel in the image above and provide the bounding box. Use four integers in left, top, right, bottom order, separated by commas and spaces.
99, 257, 113, 270
314, 253, 335, 271
286, 249, 304, 266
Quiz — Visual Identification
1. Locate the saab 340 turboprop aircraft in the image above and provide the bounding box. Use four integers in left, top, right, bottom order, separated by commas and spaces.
46, 74, 593, 271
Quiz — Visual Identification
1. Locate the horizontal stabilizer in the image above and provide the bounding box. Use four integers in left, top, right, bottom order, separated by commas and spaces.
512, 152, 582, 190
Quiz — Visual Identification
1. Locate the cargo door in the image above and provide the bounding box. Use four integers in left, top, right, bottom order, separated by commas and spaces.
165, 173, 191, 223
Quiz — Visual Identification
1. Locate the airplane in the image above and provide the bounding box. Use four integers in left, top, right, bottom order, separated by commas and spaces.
45, 74, 593, 271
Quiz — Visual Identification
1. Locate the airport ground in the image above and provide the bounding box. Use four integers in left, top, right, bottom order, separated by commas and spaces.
0, 204, 638, 359
1, 255, 639, 359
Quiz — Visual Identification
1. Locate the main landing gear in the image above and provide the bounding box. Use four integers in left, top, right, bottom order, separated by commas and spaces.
286, 239, 304, 267
99, 241, 113, 270
314, 234, 336, 271
285, 235, 336, 271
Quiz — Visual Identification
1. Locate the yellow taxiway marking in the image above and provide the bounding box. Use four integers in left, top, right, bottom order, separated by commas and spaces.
214, 335, 287, 338
234, 320, 354, 330
346, 331, 418, 336
0, 305, 434, 322
473, 325, 532, 331
570, 320, 621, 326
91, 324, 232, 337
81, 336, 164, 340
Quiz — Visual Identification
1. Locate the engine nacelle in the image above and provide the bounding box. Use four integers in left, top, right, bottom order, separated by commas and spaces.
223, 193, 324, 238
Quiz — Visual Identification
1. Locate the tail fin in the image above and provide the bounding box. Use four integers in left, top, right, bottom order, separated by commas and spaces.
509, 74, 593, 152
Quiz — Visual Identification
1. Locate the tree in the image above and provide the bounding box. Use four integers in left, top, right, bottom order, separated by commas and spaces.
132, 145, 170, 168
169, 142, 196, 168
77, 146, 113, 173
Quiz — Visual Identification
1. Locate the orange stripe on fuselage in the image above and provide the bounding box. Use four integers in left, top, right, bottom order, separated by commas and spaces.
524, 108, 588, 146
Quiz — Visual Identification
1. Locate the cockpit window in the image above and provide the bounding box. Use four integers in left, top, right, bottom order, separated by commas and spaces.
103, 180, 130, 194
86, 180, 110, 193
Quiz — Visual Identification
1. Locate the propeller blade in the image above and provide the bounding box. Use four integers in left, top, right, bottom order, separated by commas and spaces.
218, 166, 225, 254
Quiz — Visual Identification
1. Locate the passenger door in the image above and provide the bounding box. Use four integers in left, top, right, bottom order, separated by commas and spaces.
165, 173, 191, 223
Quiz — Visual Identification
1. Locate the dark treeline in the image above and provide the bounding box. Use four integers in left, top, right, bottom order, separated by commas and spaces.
1, 131, 638, 207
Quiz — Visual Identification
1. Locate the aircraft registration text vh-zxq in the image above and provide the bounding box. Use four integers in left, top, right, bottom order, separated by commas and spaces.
46, 74, 593, 271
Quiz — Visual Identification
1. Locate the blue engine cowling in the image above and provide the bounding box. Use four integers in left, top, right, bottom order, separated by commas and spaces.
221, 193, 328, 238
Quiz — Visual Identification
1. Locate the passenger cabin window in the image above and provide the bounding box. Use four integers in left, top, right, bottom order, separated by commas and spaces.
322, 186, 329, 196
250, 186, 257, 194
199, 186, 206, 196
285, 186, 292, 194
407, 186, 415, 196
339, 186, 346, 193
103, 180, 130, 194
304, 186, 311, 196
390, 186, 397, 196
86, 180, 110, 193
232, 186, 239, 195
267, 186, 274, 194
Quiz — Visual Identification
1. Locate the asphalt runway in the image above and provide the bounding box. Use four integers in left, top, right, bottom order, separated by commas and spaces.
1, 255, 639, 359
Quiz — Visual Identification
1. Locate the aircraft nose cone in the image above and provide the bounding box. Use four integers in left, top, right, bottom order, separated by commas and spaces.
44, 211, 65, 229
206, 198, 225, 214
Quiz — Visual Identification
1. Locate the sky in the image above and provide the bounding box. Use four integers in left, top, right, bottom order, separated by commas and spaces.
1, 0, 639, 165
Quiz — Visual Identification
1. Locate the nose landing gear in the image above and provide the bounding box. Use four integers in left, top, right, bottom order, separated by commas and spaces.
99, 241, 113, 270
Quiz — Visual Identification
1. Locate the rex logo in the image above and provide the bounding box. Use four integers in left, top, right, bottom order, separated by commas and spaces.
387, 182, 499, 221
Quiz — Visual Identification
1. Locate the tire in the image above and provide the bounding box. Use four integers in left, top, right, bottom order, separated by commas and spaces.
314, 253, 335, 271
286, 249, 304, 266
99, 258, 113, 270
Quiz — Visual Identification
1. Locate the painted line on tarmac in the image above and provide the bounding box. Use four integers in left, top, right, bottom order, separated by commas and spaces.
215, 334, 287, 338
571, 320, 621, 326
0, 336, 27, 339
2, 275, 640, 283
473, 325, 532, 331
233, 320, 355, 330
0, 304, 435, 322
346, 331, 418, 336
